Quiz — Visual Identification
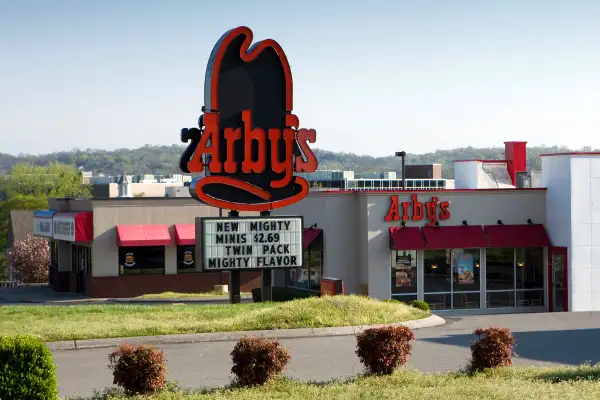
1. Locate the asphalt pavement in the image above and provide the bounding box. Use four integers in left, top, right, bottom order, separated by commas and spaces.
53, 311, 600, 398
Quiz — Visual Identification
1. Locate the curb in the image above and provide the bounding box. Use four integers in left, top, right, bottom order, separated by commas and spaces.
46, 314, 446, 351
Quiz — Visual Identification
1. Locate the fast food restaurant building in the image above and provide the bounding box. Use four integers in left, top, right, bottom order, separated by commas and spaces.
33, 142, 600, 313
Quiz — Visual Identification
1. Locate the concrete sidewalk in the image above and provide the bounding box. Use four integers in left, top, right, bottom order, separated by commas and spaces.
46, 314, 446, 351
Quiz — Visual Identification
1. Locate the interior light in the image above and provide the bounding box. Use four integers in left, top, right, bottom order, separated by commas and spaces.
517, 262, 525, 267
431, 264, 438, 269
475, 263, 480, 268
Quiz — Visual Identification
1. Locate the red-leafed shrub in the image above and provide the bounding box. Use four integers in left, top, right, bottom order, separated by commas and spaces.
469, 327, 515, 371
355, 325, 415, 375
230, 337, 291, 386
108, 344, 167, 395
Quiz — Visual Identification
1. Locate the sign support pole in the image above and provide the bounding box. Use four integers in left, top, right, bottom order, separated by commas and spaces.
260, 210, 273, 302
228, 210, 241, 304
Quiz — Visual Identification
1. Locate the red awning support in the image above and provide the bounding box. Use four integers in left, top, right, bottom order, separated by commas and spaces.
117, 225, 172, 247
303, 228, 322, 249
485, 224, 551, 247
389, 227, 426, 250
422, 225, 489, 249
174, 224, 195, 246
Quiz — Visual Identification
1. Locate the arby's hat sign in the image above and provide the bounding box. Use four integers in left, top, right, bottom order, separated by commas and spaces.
180, 26, 318, 211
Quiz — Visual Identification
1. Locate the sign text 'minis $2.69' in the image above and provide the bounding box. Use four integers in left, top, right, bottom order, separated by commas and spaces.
179, 26, 318, 212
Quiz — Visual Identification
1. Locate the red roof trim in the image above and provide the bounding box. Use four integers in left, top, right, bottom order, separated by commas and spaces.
484, 224, 551, 247
389, 227, 426, 250
453, 159, 508, 163
117, 225, 172, 247
540, 152, 600, 157
174, 224, 195, 246
422, 225, 490, 249
303, 228, 322, 249
307, 188, 547, 195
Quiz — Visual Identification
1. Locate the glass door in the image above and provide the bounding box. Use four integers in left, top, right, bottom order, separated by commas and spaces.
550, 247, 567, 312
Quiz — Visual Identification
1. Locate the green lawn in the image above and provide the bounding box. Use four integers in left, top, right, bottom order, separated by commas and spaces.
135, 291, 251, 299
66, 366, 600, 400
0, 295, 428, 342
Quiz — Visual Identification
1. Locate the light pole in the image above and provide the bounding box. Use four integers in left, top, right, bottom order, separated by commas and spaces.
395, 151, 406, 189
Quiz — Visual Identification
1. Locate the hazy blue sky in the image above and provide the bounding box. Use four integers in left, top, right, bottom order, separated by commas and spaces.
1, 0, 599, 156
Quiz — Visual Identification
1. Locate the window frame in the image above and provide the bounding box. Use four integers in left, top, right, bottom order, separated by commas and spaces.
176, 245, 197, 274
423, 248, 482, 310
485, 247, 545, 309
118, 246, 166, 276
391, 250, 418, 299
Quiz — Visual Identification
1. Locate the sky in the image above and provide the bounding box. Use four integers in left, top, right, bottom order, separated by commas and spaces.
1, 0, 599, 157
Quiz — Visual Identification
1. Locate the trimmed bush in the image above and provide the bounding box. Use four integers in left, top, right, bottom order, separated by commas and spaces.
108, 344, 167, 395
0, 334, 58, 400
408, 300, 430, 312
230, 336, 291, 386
355, 325, 415, 375
469, 327, 515, 371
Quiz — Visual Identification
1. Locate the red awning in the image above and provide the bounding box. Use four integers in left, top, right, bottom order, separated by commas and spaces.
174, 224, 195, 245
422, 225, 489, 249
303, 228, 322, 249
389, 227, 426, 250
117, 225, 172, 247
485, 224, 551, 247
52, 212, 93, 242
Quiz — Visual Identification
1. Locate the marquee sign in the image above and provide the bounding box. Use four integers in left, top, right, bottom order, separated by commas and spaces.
179, 26, 318, 212
197, 216, 303, 271
385, 195, 450, 226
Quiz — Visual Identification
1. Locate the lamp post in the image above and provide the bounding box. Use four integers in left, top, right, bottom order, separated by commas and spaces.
395, 151, 406, 189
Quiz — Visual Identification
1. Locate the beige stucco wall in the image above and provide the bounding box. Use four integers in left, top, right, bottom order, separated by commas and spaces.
90, 198, 258, 277
272, 193, 362, 293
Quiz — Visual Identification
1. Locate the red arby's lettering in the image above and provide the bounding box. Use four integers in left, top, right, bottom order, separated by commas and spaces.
385, 195, 450, 226
186, 110, 317, 188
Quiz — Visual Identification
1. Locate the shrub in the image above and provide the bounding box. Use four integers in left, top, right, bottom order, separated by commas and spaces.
8, 233, 50, 283
469, 327, 515, 371
0, 334, 59, 400
230, 336, 291, 386
408, 300, 430, 312
108, 344, 167, 395
355, 325, 415, 375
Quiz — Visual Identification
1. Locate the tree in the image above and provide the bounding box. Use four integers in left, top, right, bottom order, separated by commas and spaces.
0, 163, 91, 199
8, 234, 50, 283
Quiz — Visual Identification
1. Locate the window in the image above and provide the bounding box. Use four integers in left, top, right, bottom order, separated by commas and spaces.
486, 247, 545, 308
287, 232, 323, 291
423, 248, 481, 310
177, 245, 196, 273
118, 246, 165, 275
391, 250, 417, 300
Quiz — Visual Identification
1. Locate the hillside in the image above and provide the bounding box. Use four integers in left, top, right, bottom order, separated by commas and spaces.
0, 144, 585, 178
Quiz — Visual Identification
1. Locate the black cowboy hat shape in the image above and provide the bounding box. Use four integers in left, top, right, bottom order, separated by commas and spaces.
180, 26, 318, 211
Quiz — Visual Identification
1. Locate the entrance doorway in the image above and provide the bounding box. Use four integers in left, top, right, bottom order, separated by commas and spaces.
549, 247, 568, 312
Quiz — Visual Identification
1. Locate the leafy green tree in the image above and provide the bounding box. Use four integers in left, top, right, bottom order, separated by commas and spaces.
0, 163, 90, 280
1, 163, 91, 199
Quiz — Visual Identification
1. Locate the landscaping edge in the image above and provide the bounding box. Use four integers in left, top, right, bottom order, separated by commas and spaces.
46, 314, 446, 351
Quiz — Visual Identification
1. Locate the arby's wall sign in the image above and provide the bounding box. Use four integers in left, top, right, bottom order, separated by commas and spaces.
180, 26, 318, 212
385, 195, 450, 226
